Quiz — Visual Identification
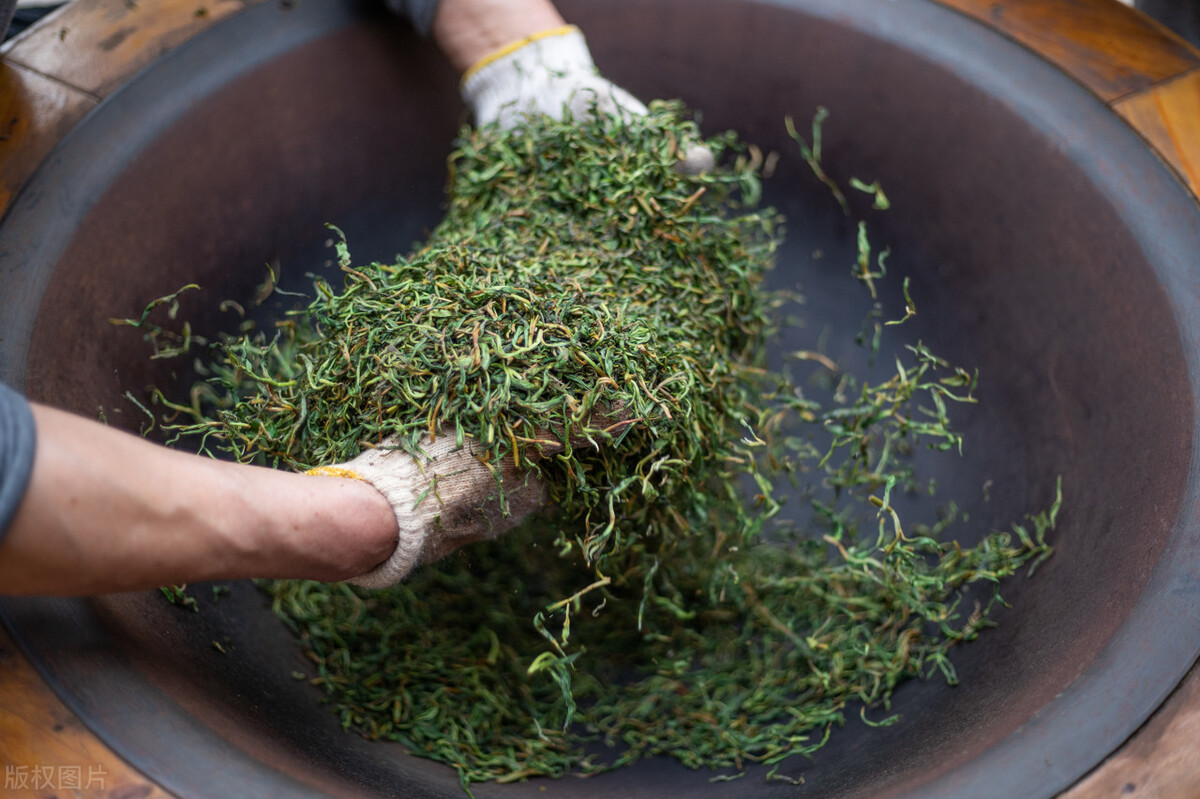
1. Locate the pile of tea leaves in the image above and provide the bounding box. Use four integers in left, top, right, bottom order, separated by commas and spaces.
172, 103, 1055, 789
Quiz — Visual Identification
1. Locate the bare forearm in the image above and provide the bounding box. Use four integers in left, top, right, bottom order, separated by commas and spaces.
0, 404, 396, 595
431, 0, 565, 72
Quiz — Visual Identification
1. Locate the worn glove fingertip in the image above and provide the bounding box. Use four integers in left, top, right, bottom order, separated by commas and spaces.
676, 143, 716, 176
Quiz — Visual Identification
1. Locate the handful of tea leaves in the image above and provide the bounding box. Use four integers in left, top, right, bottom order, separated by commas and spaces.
182, 103, 1054, 788
200, 102, 775, 561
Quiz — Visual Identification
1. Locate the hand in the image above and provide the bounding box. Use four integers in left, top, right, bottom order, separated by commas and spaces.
460, 25, 715, 175
306, 407, 635, 589
308, 434, 547, 588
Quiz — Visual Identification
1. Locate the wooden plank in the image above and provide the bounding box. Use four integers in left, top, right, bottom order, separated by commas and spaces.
0, 626, 173, 798
1, 0, 252, 99
938, 0, 1200, 101
1113, 66, 1200, 199
0, 60, 96, 216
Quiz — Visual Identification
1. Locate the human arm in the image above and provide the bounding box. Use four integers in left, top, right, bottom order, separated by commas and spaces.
419, 0, 715, 171
430, 0, 566, 72
0, 401, 398, 596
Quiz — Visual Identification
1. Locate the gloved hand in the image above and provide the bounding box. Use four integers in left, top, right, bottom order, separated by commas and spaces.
460, 25, 715, 175
308, 435, 547, 589
308, 409, 634, 588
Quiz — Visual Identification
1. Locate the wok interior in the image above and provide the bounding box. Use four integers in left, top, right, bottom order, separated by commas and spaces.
7, 1, 1197, 796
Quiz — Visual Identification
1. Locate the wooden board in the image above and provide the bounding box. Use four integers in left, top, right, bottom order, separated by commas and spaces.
939, 0, 1200, 100
0, 626, 173, 798
939, 0, 1200, 201
1114, 66, 1200, 199
0, 61, 95, 213
0, 0, 264, 220
2, 0, 252, 97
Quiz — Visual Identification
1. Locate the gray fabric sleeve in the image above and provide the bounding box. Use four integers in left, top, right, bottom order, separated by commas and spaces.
383, 0, 442, 36
0, 0, 17, 43
0, 381, 36, 540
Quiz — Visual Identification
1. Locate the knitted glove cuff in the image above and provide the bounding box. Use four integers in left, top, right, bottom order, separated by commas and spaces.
344, 436, 494, 588
309, 435, 546, 589
461, 26, 648, 129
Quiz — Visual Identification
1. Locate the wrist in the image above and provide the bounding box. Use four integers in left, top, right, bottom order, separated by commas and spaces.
432, 0, 566, 73
270, 472, 398, 582
462, 26, 646, 129
460, 24, 583, 85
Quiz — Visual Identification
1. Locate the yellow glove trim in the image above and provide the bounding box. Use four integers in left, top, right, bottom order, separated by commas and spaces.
460, 24, 581, 86
304, 465, 367, 482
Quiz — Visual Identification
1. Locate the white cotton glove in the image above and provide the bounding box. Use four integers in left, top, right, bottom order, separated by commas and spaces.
461, 25, 715, 175
308, 435, 547, 589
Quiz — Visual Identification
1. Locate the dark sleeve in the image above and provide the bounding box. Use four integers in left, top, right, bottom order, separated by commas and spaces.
0, 1, 15, 43
383, 0, 441, 36
0, 381, 36, 539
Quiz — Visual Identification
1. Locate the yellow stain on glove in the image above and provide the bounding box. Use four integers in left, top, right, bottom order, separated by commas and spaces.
304, 465, 367, 482
461, 24, 581, 85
